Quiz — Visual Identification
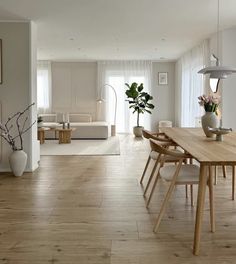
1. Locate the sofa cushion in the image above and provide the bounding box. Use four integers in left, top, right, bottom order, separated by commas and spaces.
70, 122, 107, 127
69, 113, 92, 123
42, 122, 62, 128
40, 114, 57, 122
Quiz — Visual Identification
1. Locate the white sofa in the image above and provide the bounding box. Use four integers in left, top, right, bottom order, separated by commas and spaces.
39, 113, 109, 139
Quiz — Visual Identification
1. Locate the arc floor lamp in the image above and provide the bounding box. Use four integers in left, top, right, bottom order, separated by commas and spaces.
105, 84, 117, 136
97, 84, 117, 136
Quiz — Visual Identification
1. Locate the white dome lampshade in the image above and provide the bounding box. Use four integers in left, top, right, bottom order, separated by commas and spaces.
198, 66, 236, 79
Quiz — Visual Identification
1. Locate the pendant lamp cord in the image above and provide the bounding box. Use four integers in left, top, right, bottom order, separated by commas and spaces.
217, 0, 220, 66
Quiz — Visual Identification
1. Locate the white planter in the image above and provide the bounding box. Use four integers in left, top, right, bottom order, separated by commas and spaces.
9, 150, 27, 177
37, 121, 43, 128
201, 112, 220, 137
133, 126, 144, 137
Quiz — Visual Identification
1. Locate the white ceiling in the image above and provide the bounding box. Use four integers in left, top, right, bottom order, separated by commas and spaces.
1, 0, 236, 61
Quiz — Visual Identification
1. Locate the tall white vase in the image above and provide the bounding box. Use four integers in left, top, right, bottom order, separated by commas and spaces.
9, 150, 27, 177
201, 112, 220, 137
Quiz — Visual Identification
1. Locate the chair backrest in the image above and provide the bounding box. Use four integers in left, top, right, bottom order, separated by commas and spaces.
142, 129, 171, 143
149, 139, 190, 159
142, 129, 156, 139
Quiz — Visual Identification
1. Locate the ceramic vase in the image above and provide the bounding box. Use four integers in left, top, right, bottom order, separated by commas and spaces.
9, 150, 27, 176
201, 112, 220, 137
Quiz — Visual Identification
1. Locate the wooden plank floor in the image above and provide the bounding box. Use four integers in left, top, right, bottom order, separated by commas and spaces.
0, 134, 236, 263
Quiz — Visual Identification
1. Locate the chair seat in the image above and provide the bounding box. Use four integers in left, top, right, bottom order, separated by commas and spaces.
150, 150, 182, 162
160, 164, 200, 184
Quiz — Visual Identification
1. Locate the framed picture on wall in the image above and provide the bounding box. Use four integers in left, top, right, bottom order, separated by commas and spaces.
158, 72, 168, 85
0, 39, 2, 84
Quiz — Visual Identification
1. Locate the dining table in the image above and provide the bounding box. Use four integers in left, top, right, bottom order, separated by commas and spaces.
161, 127, 236, 255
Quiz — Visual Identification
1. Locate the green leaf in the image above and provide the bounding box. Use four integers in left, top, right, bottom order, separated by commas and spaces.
131, 82, 138, 90
147, 103, 155, 109
125, 83, 130, 88
137, 83, 144, 92
125, 89, 138, 99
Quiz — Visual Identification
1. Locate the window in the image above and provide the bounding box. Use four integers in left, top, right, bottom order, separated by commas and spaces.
97, 61, 152, 133
37, 61, 52, 113
180, 41, 209, 127
108, 75, 145, 133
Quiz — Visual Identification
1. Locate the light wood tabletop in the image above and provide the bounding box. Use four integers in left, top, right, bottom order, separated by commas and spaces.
161, 127, 236, 255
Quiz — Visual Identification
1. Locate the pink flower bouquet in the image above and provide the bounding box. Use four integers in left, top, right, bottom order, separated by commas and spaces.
198, 94, 220, 113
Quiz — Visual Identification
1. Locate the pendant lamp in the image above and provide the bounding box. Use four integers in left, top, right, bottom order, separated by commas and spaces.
198, 0, 236, 80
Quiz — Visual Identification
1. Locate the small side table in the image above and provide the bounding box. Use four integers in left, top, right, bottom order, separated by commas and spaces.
38, 127, 50, 144
56, 128, 76, 144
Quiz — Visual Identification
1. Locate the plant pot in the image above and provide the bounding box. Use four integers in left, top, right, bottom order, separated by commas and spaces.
9, 150, 27, 176
133, 126, 144, 137
37, 121, 43, 128
201, 112, 220, 137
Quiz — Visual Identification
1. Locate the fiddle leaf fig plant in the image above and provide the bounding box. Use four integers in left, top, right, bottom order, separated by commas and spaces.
125, 82, 155, 127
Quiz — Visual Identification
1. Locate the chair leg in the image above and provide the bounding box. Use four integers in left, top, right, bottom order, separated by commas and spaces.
146, 170, 161, 207
140, 155, 151, 184
190, 185, 194, 207
185, 185, 188, 198
214, 166, 217, 185
232, 166, 235, 201
208, 166, 215, 233
222, 165, 227, 178
153, 159, 183, 233
143, 156, 161, 196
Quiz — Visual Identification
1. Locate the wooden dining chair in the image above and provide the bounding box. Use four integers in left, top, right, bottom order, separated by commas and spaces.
140, 130, 191, 200
215, 165, 235, 200
148, 139, 215, 233
140, 129, 175, 186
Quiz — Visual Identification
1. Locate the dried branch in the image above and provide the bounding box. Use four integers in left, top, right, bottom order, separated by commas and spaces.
12, 120, 36, 141
0, 103, 35, 151
21, 116, 28, 133
16, 112, 23, 150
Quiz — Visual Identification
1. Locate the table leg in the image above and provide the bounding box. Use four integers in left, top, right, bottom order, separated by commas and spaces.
193, 164, 208, 255
214, 166, 218, 185
208, 166, 215, 233
38, 130, 45, 144
232, 166, 235, 200
58, 130, 72, 144
58, 131, 63, 144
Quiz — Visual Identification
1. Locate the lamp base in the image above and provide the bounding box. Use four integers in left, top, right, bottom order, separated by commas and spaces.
111, 125, 116, 136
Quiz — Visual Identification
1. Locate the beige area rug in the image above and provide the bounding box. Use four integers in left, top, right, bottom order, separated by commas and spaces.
40, 136, 120, 156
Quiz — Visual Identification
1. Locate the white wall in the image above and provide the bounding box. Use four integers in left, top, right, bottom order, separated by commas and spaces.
221, 28, 236, 129
0, 22, 38, 171
209, 28, 236, 129
174, 60, 182, 126
151, 62, 175, 130
51, 62, 97, 120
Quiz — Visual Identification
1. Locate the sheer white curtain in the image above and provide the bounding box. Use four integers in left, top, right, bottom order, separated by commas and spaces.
177, 40, 210, 127
37, 61, 52, 114
97, 61, 152, 133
